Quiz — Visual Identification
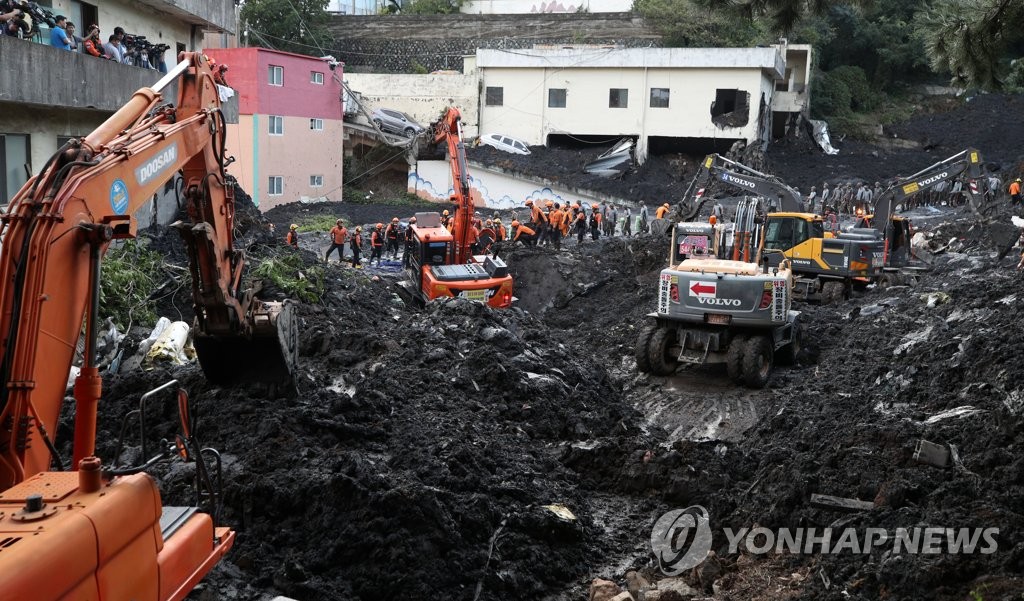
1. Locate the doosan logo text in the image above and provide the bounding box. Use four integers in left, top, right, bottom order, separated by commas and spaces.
136, 144, 178, 185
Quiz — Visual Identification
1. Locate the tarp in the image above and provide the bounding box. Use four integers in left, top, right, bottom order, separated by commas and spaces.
809, 119, 839, 155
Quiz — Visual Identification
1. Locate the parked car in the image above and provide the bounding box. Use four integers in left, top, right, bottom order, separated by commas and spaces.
478, 133, 531, 155
370, 108, 425, 137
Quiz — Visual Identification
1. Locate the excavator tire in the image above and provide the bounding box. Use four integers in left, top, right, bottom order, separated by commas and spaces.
647, 327, 679, 376
776, 320, 802, 366
725, 334, 747, 382
194, 300, 299, 390
821, 281, 845, 305
634, 323, 658, 373
741, 335, 773, 389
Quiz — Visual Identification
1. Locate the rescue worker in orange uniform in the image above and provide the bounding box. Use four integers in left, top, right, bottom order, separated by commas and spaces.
402, 216, 417, 268
350, 226, 363, 268
548, 202, 564, 249
326, 219, 348, 262
574, 210, 587, 243
369, 223, 386, 266
511, 220, 538, 246
589, 204, 601, 240
655, 203, 670, 219
286, 224, 299, 248
1011, 178, 1022, 206
385, 217, 401, 259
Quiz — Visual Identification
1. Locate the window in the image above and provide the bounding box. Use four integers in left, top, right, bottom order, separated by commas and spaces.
485, 87, 503, 106
310, 118, 324, 131
650, 88, 670, 108
609, 88, 628, 108
0, 134, 30, 202
268, 65, 283, 86
310, 175, 323, 187
268, 176, 283, 196
269, 115, 283, 135
548, 88, 566, 108
311, 71, 324, 84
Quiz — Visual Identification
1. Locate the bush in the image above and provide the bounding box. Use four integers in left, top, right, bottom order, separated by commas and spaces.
100, 240, 163, 330
811, 65, 879, 121
251, 253, 324, 303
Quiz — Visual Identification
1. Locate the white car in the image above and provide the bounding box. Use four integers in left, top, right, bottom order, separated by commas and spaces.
478, 134, 531, 155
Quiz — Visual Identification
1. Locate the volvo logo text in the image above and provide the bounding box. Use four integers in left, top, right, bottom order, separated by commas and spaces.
136, 143, 179, 186
917, 172, 949, 187
722, 174, 756, 189
697, 297, 741, 307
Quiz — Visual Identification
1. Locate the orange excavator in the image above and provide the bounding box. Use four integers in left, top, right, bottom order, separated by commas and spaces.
400, 107, 513, 308
0, 53, 296, 599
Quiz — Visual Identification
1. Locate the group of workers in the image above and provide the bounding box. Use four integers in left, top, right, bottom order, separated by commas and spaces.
281, 198, 671, 267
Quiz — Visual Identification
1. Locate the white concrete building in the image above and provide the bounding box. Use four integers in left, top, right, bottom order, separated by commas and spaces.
468, 44, 811, 162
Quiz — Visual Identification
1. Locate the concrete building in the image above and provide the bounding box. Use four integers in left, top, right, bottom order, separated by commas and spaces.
468, 44, 811, 162
206, 48, 344, 211
0, 0, 235, 219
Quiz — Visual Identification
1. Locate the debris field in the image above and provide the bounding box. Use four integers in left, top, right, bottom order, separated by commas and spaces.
82, 94, 1024, 601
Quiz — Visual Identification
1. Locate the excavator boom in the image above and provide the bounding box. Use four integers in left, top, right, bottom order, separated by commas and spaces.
0, 52, 294, 600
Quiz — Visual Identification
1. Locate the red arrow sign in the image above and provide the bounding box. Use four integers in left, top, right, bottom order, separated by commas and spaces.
689, 281, 716, 296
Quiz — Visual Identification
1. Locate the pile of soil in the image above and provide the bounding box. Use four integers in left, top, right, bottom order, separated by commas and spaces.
74, 93, 1024, 601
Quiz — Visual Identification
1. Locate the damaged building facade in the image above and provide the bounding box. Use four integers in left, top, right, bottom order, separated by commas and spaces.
469, 43, 811, 162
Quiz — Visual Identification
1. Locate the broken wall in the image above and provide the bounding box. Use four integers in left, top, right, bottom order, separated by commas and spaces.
409, 159, 628, 209
344, 73, 480, 138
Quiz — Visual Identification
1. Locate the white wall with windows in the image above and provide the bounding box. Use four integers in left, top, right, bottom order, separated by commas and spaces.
475, 47, 789, 161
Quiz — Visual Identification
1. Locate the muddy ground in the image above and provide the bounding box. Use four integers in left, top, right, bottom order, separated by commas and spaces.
79, 95, 1024, 601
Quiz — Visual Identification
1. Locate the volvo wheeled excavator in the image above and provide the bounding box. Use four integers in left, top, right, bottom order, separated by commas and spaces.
0, 53, 297, 600
399, 107, 514, 308
661, 154, 886, 303
636, 197, 801, 388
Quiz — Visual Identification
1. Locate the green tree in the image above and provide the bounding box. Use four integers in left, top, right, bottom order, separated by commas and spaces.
699, 0, 871, 33
632, 0, 772, 47
241, 0, 332, 56
403, 0, 464, 14
918, 0, 1024, 89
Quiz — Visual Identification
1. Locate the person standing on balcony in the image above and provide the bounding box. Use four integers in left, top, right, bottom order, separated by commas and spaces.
50, 15, 73, 50
83, 25, 108, 58
103, 34, 125, 63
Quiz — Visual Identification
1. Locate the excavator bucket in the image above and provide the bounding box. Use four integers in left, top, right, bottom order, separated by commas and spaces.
193, 300, 299, 388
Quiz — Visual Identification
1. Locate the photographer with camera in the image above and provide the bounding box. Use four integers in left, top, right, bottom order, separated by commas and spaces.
0, 0, 30, 38
49, 14, 72, 50
103, 27, 128, 63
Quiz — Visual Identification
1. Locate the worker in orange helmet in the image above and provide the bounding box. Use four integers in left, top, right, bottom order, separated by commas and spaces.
286, 224, 299, 248
402, 216, 417, 268
655, 202, 670, 219
385, 217, 401, 259
326, 219, 348, 263
548, 202, 564, 249
574, 208, 587, 243
510, 219, 537, 246
589, 205, 601, 240
709, 214, 718, 226
369, 222, 386, 266
528, 199, 546, 228
350, 226, 363, 268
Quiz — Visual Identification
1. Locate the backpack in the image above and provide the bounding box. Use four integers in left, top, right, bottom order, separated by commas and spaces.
589, 214, 599, 228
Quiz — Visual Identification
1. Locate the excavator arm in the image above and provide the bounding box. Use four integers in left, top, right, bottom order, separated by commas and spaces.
671, 154, 803, 223
868, 148, 984, 227
433, 107, 475, 264
0, 54, 298, 600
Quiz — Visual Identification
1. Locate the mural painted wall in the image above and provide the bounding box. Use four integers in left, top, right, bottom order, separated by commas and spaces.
409, 160, 633, 210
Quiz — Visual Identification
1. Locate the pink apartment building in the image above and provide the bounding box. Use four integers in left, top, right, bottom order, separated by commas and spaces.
205, 47, 344, 211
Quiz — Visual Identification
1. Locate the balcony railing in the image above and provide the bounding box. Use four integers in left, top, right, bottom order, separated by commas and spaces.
0, 36, 238, 122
